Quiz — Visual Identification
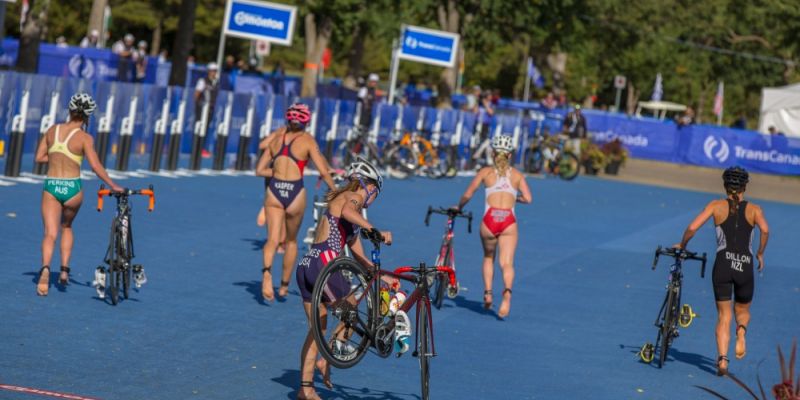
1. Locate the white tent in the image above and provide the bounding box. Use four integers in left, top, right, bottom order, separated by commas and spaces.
759, 83, 800, 137
635, 100, 687, 120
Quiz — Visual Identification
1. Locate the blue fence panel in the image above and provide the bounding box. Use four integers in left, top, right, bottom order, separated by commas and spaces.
587, 112, 681, 162
679, 125, 800, 175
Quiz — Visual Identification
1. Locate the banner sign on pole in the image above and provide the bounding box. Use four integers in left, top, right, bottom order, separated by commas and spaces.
223, 0, 297, 45
614, 75, 627, 89
398, 25, 459, 68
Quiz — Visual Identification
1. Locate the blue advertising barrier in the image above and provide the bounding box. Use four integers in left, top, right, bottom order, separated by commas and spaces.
1, 39, 167, 84
586, 110, 800, 175
680, 125, 800, 175
1, 70, 797, 176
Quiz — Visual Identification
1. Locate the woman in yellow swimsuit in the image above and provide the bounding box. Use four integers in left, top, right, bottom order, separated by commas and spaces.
34, 93, 122, 296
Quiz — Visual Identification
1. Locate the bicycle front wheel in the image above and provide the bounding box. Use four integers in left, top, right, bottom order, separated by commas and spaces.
311, 257, 376, 369
430, 246, 450, 309
558, 152, 580, 181
418, 304, 430, 400
658, 287, 677, 368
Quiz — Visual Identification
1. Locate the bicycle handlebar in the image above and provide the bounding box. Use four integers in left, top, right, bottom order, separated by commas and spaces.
652, 245, 707, 278
394, 265, 457, 288
361, 227, 386, 245
424, 206, 473, 233
97, 184, 155, 212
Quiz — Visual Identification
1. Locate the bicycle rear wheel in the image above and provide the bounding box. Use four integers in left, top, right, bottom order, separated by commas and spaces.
658, 287, 677, 368
311, 257, 376, 369
418, 304, 430, 400
384, 144, 416, 179
525, 148, 544, 173
558, 152, 580, 180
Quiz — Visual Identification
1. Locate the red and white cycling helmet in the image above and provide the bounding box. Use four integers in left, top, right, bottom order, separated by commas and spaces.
285, 103, 311, 124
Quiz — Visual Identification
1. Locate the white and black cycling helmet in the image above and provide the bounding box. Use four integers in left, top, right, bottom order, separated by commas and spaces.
347, 157, 383, 193
68, 92, 97, 117
491, 134, 514, 153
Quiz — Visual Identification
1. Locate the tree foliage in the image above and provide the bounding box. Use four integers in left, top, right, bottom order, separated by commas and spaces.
2, 0, 797, 124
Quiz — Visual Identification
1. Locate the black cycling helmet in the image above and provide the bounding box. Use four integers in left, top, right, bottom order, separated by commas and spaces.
722, 166, 749, 190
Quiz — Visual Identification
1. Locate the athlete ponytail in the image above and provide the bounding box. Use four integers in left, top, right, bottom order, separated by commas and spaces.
725, 186, 743, 217
493, 151, 511, 176
325, 179, 360, 203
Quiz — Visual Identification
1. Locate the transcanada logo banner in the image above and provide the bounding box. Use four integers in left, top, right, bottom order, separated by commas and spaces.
234, 11, 284, 30
703, 136, 730, 163
592, 130, 649, 147
734, 146, 800, 166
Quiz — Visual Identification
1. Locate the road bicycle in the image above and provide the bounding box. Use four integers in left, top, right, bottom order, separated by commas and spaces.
311, 229, 456, 400
96, 185, 155, 305
640, 245, 706, 368
335, 126, 382, 170
383, 131, 453, 179
424, 206, 472, 309
526, 135, 580, 180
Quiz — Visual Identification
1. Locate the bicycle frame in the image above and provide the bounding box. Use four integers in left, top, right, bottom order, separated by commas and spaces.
357, 235, 455, 358
641, 246, 706, 367
424, 206, 472, 305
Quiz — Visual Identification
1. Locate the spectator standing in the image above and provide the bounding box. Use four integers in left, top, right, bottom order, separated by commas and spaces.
194, 63, 220, 157
563, 105, 587, 157
357, 73, 379, 130
470, 87, 495, 168
134, 41, 148, 83
270, 61, 285, 95
491, 89, 501, 107
112, 34, 136, 82
541, 91, 557, 110
677, 106, 695, 127
767, 126, 784, 136
55, 36, 68, 48
79, 30, 100, 49
731, 113, 747, 130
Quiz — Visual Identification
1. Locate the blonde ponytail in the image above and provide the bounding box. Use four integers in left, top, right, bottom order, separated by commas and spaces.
494, 151, 511, 176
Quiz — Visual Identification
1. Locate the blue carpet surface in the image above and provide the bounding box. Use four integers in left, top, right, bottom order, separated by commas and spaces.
1, 170, 798, 399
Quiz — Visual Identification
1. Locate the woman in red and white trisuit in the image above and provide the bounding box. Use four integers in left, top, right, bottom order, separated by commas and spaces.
455, 134, 531, 318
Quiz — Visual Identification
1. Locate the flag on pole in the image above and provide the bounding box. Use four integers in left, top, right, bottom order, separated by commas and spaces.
651, 73, 663, 101
527, 57, 545, 88
713, 81, 724, 125
713, 81, 724, 116
101, 5, 112, 47
20, 0, 30, 31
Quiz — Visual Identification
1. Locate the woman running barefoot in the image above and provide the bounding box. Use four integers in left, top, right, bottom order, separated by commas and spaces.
256, 103, 336, 301
675, 166, 769, 376
257, 137, 286, 253
295, 158, 390, 399
455, 135, 531, 318
34, 93, 123, 296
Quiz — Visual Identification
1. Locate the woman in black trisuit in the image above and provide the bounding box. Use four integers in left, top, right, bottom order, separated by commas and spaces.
675, 166, 769, 376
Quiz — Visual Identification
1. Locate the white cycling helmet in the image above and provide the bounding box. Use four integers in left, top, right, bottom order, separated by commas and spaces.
491, 134, 514, 153
347, 157, 383, 192
68, 92, 97, 117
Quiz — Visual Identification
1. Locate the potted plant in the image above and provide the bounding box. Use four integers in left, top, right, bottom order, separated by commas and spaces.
601, 138, 628, 175
580, 141, 606, 175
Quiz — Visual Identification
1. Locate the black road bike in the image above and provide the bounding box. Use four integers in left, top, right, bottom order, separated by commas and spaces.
640, 246, 706, 368
96, 185, 155, 305
336, 126, 382, 169
311, 229, 456, 400
424, 206, 472, 309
